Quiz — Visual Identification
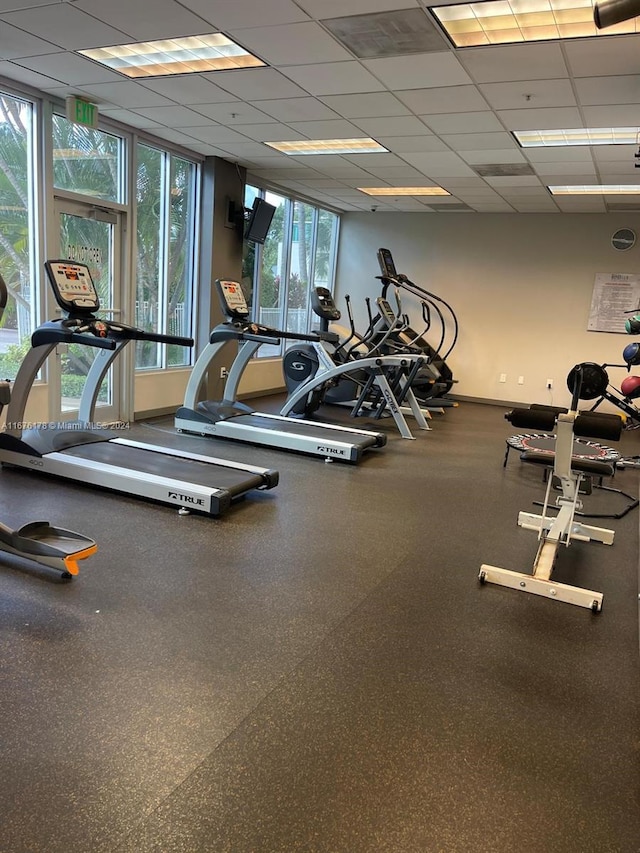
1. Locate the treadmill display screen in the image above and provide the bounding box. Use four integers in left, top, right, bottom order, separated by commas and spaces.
217, 280, 249, 319
45, 261, 99, 313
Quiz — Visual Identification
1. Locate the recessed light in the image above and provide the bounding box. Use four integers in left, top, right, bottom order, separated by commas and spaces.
548, 185, 640, 194
79, 34, 265, 78
515, 127, 640, 147
357, 187, 450, 196
265, 139, 388, 155
429, 0, 640, 47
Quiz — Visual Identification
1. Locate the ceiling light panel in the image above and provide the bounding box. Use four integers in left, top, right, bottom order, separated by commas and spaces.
515, 127, 640, 146
357, 187, 451, 195
79, 34, 265, 78
266, 138, 388, 155
429, 0, 640, 47
548, 184, 640, 194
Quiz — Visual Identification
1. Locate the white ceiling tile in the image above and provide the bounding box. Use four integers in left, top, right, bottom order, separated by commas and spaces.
72, 0, 210, 41
497, 107, 583, 131
524, 148, 594, 163
139, 76, 236, 105
362, 53, 472, 91
127, 105, 218, 127
564, 36, 640, 78
470, 202, 517, 210
212, 68, 309, 101
0, 22, 59, 59
591, 145, 636, 163
599, 163, 640, 176
146, 128, 207, 148
399, 86, 489, 114
1, 5, 130, 50
352, 116, 430, 136
254, 98, 340, 122
286, 120, 367, 138
373, 135, 449, 153
553, 197, 607, 212
299, 179, 351, 188
400, 152, 477, 176
99, 108, 163, 128
0, 61, 62, 90
575, 76, 640, 107
459, 149, 527, 165
422, 111, 502, 134
479, 80, 577, 111
341, 152, 406, 167
511, 202, 559, 211
319, 93, 411, 118
457, 43, 569, 83
71, 81, 175, 109
534, 162, 597, 176
369, 167, 433, 180
234, 124, 307, 142
295, 0, 420, 16
498, 186, 554, 196
215, 141, 280, 157
12, 52, 123, 85
180, 125, 251, 144
188, 101, 274, 124
438, 177, 493, 188
178, 0, 309, 27
280, 62, 385, 96
582, 105, 640, 126
439, 132, 516, 151
226, 23, 352, 66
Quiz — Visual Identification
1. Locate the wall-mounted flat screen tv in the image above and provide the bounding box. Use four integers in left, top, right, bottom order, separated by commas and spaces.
245, 197, 276, 244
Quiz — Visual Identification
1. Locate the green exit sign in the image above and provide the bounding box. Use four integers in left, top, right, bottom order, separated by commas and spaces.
65, 96, 99, 129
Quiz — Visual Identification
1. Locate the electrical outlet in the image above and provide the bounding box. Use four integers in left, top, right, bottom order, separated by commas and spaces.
220, 367, 228, 379
546, 379, 554, 389
499, 373, 507, 383
518, 376, 524, 385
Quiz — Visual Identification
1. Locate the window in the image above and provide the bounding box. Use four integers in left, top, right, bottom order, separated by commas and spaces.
135, 143, 198, 369
242, 186, 339, 358
0, 92, 38, 380
52, 116, 123, 203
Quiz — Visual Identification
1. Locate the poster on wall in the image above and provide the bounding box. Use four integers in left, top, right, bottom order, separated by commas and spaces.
587, 273, 640, 333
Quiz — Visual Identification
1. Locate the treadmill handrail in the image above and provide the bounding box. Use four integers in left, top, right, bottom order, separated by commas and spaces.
210, 321, 337, 346
32, 320, 117, 350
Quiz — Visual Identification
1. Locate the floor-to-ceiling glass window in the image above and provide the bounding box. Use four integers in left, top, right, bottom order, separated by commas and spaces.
0, 92, 38, 381
242, 185, 339, 358
135, 142, 198, 370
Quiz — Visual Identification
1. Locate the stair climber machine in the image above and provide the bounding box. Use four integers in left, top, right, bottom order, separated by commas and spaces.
375, 247, 458, 408
282, 287, 432, 439
0, 270, 97, 578
175, 279, 387, 463
0, 261, 278, 517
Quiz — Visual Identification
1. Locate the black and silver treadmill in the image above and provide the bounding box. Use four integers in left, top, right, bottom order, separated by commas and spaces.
0, 261, 278, 516
175, 279, 387, 463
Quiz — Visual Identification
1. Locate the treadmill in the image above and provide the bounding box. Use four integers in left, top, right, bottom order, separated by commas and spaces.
0, 261, 278, 516
175, 279, 387, 463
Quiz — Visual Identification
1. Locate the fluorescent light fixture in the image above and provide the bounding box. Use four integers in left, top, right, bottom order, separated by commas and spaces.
265, 139, 388, 155
430, 0, 640, 47
515, 127, 640, 147
548, 185, 640, 194
79, 34, 265, 78
357, 187, 450, 196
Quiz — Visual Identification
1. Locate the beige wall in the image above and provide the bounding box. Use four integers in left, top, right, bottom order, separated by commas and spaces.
335, 212, 640, 411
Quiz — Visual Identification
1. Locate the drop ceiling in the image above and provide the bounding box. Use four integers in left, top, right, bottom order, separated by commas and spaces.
1, 0, 640, 213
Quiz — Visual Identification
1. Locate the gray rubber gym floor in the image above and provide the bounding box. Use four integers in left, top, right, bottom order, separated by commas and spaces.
0, 400, 638, 853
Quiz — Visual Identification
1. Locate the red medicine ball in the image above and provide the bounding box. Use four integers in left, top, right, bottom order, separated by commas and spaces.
621, 375, 640, 400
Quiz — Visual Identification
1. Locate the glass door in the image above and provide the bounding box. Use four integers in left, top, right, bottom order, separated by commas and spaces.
52, 197, 124, 423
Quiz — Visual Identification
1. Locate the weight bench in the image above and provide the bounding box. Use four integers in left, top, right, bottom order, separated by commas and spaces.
480, 391, 623, 613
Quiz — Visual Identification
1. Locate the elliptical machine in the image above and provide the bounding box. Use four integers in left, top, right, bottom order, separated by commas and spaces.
282, 287, 431, 439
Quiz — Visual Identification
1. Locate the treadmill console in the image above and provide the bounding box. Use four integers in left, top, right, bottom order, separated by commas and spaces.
216, 279, 250, 321
45, 260, 99, 315
377, 248, 398, 280
377, 297, 396, 324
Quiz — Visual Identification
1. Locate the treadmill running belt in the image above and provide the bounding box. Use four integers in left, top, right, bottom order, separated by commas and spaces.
231, 413, 378, 448
61, 440, 268, 496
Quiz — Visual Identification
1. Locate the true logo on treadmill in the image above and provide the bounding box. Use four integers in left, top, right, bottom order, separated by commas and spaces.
167, 491, 205, 507
316, 446, 346, 456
